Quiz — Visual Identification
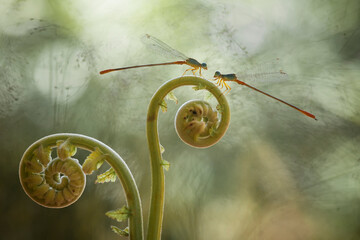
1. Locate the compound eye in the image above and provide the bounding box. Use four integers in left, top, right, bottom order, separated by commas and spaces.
214, 71, 220, 77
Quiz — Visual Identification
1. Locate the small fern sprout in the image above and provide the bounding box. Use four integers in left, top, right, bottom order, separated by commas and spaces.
146, 76, 230, 239
19, 133, 143, 239
19, 139, 85, 208
19, 75, 230, 240
175, 100, 221, 148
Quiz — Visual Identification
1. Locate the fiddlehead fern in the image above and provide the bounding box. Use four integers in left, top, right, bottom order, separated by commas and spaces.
146, 76, 230, 240
19, 133, 143, 239
19, 138, 85, 208
175, 100, 221, 148
19, 76, 230, 240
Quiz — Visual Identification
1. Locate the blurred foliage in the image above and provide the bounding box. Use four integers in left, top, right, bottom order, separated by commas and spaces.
0, 0, 360, 239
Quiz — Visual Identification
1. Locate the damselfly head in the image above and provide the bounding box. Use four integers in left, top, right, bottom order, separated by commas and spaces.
201, 63, 208, 70
214, 71, 221, 77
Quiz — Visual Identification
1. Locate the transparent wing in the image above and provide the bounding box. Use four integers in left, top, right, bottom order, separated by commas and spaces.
237, 60, 288, 84
141, 34, 189, 60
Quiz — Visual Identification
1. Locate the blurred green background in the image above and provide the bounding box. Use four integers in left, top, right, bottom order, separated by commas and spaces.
1, 0, 360, 239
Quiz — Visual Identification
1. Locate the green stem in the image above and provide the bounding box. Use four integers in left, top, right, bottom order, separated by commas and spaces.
146, 76, 230, 240
21, 133, 144, 240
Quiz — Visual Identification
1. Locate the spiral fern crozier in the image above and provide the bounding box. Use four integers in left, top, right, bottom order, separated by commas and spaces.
146, 76, 230, 240
19, 139, 85, 208
175, 100, 220, 148
19, 76, 230, 240
19, 134, 143, 239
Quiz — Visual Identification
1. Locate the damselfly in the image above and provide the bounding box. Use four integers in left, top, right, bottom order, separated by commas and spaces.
213, 71, 317, 120
100, 34, 207, 76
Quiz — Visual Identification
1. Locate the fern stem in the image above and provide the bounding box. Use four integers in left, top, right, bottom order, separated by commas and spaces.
146, 76, 230, 240
19, 133, 144, 240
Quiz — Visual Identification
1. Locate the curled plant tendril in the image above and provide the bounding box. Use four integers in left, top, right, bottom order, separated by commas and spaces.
175, 100, 220, 148
19, 139, 85, 208
146, 76, 230, 239
19, 76, 230, 240
19, 133, 143, 239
